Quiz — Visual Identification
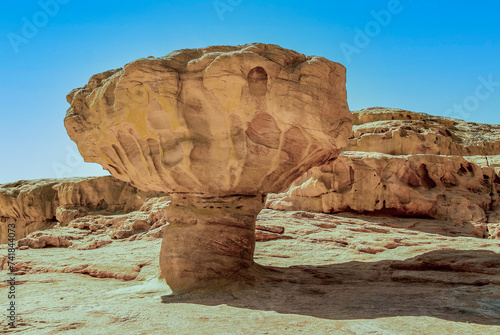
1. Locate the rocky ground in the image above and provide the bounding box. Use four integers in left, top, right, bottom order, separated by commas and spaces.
2, 208, 499, 334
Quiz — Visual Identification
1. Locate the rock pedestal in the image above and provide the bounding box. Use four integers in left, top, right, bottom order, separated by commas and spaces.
160, 194, 264, 292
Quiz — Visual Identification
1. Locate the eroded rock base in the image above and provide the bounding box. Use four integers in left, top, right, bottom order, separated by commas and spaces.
160, 194, 265, 293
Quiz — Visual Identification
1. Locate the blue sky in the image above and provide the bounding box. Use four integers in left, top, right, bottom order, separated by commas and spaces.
1, 0, 499, 183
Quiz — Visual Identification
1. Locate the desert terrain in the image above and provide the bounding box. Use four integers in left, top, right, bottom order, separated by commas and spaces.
1, 206, 499, 334
1, 44, 499, 334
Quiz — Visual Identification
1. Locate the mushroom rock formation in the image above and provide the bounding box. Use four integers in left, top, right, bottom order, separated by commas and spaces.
64, 43, 352, 293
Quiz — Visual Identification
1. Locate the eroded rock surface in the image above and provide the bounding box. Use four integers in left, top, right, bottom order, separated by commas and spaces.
0, 176, 164, 243
64, 43, 352, 293
2, 210, 499, 333
64, 43, 351, 195
160, 194, 265, 292
17, 196, 171, 249
268, 152, 500, 226
348, 107, 500, 155
268, 107, 500, 227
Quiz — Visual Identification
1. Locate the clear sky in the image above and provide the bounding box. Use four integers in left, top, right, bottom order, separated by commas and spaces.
1, 0, 499, 183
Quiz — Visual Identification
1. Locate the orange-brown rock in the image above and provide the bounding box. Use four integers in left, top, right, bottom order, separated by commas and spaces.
0, 179, 59, 244
64, 43, 351, 195
268, 108, 500, 226
160, 194, 265, 292
348, 107, 500, 155
64, 44, 352, 293
0, 176, 164, 243
267, 152, 500, 226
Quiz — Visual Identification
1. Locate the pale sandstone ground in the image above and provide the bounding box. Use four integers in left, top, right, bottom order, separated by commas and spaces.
1, 209, 499, 334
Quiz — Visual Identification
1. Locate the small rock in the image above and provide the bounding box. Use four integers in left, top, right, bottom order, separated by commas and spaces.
255, 224, 285, 234
292, 212, 315, 219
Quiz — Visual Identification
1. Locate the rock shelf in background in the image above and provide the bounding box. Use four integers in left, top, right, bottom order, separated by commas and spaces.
267, 107, 500, 231
0, 176, 164, 243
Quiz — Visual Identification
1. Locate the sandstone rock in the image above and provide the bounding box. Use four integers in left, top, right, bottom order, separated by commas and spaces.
53, 176, 164, 225
55, 206, 89, 226
267, 151, 500, 225
71, 236, 112, 250
160, 194, 266, 292
54, 176, 161, 213
255, 224, 285, 234
0, 179, 63, 244
0, 176, 165, 243
18, 230, 78, 248
348, 107, 500, 155
68, 212, 152, 240
255, 230, 291, 242
64, 43, 351, 195
0, 179, 59, 222
255, 223, 289, 241
139, 196, 171, 224
268, 107, 500, 226
64, 44, 352, 293
11, 194, 171, 250
292, 211, 316, 219
143, 225, 167, 239
5, 207, 500, 333
487, 223, 500, 239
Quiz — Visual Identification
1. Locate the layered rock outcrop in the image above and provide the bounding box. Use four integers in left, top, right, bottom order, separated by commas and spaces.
0, 176, 164, 243
64, 43, 352, 293
267, 152, 500, 226
347, 107, 500, 156
267, 108, 500, 229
